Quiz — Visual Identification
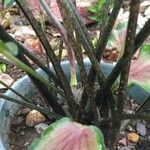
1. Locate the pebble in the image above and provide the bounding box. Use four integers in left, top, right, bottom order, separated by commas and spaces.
127, 133, 140, 143
118, 137, 127, 146
20, 130, 25, 136
0, 73, 14, 89
35, 123, 49, 134
136, 122, 147, 136
14, 26, 36, 37
25, 110, 46, 127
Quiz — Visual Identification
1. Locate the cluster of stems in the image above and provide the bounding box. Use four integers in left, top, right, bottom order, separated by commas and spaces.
0, 0, 150, 146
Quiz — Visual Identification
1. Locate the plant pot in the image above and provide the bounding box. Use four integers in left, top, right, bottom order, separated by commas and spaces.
0, 58, 149, 150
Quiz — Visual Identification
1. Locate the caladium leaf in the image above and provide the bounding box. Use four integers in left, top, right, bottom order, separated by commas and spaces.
107, 20, 128, 56
30, 117, 106, 150
27, 0, 51, 19
3, 0, 14, 7
107, 18, 141, 60
129, 44, 150, 93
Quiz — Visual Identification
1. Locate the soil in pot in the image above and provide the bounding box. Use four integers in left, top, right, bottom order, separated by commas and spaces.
9, 93, 55, 150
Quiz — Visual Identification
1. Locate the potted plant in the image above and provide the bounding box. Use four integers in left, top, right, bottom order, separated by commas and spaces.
0, 0, 150, 149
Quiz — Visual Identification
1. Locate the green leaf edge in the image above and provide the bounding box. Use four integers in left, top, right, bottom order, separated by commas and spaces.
29, 117, 106, 150
29, 117, 71, 150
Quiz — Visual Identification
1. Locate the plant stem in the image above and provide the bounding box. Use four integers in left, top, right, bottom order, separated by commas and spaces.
39, 0, 77, 86
57, 1, 98, 122
0, 42, 64, 97
0, 25, 59, 86
114, 0, 140, 144
99, 113, 150, 124
15, 0, 81, 118
95, 18, 150, 104
0, 93, 61, 119
0, 80, 31, 103
0, 26, 66, 116
81, 0, 122, 113
61, 2, 108, 104
120, 96, 150, 131
96, 0, 123, 59
87, 0, 123, 84
57, 0, 98, 122
117, 0, 140, 116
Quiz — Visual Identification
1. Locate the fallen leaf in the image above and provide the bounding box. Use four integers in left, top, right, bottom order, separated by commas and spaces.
1, 12, 11, 29
14, 26, 36, 37
24, 38, 43, 54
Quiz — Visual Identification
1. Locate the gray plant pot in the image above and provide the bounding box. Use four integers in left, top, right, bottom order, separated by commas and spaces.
0, 59, 149, 150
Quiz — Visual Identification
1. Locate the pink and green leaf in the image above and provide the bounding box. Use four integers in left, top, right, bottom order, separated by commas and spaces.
107, 20, 127, 55
129, 44, 150, 92
30, 117, 106, 150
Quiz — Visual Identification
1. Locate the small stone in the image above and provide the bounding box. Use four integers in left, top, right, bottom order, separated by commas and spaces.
125, 110, 134, 114
24, 38, 43, 54
118, 137, 127, 146
0, 73, 14, 89
24, 142, 29, 146
35, 123, 49, 134
127, 132, 140, 143
136, 122, 147, 136
14, 26, 36, 37
20, 130, 25, 136
26, 110, 46, 127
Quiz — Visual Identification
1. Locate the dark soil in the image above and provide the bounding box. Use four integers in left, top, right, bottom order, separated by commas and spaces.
9, 125, 38, 150
2, 54, 48, 150
8, 93, 53, 150
5, 53, 46, 81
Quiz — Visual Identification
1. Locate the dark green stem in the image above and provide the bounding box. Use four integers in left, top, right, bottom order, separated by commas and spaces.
95, 18, 150, 104
0, 93, 61, 119
15, 0, 81, 118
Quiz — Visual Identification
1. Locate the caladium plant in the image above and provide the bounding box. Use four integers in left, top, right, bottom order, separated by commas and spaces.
129, 44, 150, 93
30, 117, 106, 150
107, 18, 150, 102
107, 19, 128, 59
107, 17, 141, 60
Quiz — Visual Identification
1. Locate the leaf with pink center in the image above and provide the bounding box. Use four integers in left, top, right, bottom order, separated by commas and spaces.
129, 44, 150, 92
107, 20, 128, 54
30, 117, 106, 150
